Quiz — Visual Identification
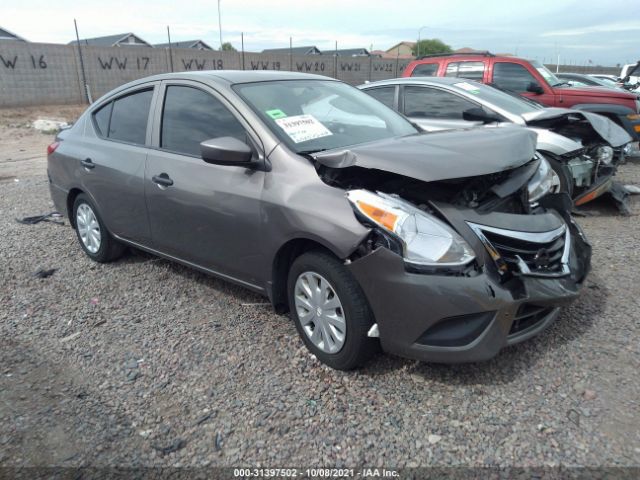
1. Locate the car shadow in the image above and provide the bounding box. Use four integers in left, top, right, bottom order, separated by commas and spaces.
359, 272, 608, 386
114, 246, 607, 386
115, 247, 265, 304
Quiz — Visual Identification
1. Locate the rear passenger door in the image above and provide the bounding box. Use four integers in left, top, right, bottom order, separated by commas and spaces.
83, 83, 158, 243
400, 85, 483, 131
145, 80, 266, 287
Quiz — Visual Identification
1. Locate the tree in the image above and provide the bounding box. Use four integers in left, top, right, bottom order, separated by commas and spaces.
412, 39, 452, 57
221, 42, 236, 52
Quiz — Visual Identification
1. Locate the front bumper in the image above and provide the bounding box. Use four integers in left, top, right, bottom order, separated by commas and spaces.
347, 213, 590, 364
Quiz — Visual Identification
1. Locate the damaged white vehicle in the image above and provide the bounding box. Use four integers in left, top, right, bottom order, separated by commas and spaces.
359, 77, 632, 210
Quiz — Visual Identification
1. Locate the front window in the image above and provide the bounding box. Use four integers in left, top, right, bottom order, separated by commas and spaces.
403, 86, 479, 119
493, 62, 542, 94
450, 81, 542, 115
530, 60, 561, 86
233, 80, 418, 153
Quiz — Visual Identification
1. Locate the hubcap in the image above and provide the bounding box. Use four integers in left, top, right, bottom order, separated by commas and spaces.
294, 272, 346, 354
76, 203, 101, 254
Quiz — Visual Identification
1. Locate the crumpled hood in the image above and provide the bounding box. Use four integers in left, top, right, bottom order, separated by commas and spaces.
313, 127, 537, 183
521, 108, 631, 147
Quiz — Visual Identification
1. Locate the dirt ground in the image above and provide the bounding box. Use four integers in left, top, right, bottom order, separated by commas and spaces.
0, 105, 86, 180
1, 105, 639, 472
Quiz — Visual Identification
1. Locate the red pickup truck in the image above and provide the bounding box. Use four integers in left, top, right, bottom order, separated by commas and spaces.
403, 53, 640, 144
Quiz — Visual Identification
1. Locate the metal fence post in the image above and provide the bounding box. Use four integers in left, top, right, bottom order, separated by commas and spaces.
73, 19, 91, 104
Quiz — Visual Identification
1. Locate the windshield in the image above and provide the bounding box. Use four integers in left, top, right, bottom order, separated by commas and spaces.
530, 60, 562, 86
450, 80, 543, 115
593, 76, 618, 85
233, 80, 418, 153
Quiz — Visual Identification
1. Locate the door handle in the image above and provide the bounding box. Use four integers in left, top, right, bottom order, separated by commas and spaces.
152, 173, 174, 187
80, 158, 95, 170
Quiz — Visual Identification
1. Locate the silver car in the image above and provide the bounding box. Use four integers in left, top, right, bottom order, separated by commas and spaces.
359, 77, 631, 207
47, 71, 590, 370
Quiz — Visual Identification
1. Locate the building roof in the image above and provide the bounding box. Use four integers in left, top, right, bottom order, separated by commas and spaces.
370, 49, 414, 59
0, 26, 26, 41
69, 33, 152, 47
154, 39, 214, 50
453, 47, 483, 54
324, 48, 370, 57
261, 46, 322, 55
386, 41, 416, 52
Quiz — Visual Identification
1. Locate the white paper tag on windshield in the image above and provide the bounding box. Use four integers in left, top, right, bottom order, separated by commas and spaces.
275, 114, 332, 143
454, 82, 480, 94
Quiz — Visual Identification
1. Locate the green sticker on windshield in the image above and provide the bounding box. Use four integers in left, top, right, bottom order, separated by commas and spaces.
266, 109, 287, 119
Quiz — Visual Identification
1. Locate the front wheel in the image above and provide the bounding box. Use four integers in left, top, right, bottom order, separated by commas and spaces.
287, 250, 378, 370
545, 155, 574, 198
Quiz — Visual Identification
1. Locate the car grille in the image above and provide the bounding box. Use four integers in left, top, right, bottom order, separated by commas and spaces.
467, 223, 571, 277
509, 304, 555, 336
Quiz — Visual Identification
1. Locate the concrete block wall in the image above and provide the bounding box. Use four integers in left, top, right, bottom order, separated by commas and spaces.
0, 39, 622, 107
0, 42, 85, 106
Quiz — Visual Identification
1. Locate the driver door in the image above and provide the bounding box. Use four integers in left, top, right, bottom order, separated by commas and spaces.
145, 80, 266, 287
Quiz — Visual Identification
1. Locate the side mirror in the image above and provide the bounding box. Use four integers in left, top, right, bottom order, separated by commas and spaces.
200, 137, 254, 167
526, 82, 544, 94
462, 107, 501, 124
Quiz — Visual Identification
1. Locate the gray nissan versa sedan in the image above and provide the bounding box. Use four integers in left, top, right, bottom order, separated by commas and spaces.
47, 71, 591, 370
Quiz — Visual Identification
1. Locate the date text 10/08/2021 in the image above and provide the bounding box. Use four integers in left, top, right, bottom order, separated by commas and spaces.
233, 468, 400, 478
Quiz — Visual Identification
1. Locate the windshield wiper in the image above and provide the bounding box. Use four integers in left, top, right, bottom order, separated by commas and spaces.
298, 148, 329, 156
552, 81, 571, 87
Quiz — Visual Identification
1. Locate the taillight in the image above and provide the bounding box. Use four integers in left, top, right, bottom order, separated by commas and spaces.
47, 142, 60, 155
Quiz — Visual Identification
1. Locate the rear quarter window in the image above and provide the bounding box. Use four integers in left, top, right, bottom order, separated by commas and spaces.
411, 63, 439, 77
92, 102, 112, 137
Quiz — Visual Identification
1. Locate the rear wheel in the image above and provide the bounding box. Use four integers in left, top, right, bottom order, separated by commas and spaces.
73, 194, 125, 263
287, 250, 378, 370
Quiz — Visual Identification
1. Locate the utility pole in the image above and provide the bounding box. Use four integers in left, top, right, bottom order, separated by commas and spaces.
218, 0, 223, 48
417, 26, 427, 57
166, 25, 174, 72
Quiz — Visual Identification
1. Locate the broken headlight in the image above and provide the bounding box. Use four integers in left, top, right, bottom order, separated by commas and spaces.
590, 145, 614, 164
346, 189, 475, 267
527, 157, 560, 203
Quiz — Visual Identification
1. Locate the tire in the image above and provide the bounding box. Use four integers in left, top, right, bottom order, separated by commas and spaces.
545, 155, 574, 198
287, 250, 378, 370
72, 193, 125, 263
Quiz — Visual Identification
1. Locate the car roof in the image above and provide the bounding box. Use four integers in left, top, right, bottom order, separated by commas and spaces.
122, 70, 334, 87
359, 76, 475, 88
557, 73, 589, 78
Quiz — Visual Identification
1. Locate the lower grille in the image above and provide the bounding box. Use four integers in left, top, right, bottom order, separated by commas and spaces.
509, 304, 555, 335
468, 223, 571, 277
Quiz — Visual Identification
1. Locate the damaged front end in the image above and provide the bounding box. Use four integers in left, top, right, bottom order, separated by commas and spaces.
524, 108, 633, 211
311, 130, 591, 362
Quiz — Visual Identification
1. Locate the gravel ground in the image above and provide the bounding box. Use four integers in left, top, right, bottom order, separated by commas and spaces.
1, 107, 639, 470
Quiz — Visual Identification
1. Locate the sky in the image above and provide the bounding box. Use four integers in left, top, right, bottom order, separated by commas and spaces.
3, 0, 640, 66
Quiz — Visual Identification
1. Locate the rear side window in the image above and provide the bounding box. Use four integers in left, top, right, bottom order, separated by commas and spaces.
93, 102, 112, 136
161, 85, 246, 156
445, 61, 485, 80
403, 86, 477, 119
493, 62, 540, 93
411, 63, 439, 77
364, 86, 395, 109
